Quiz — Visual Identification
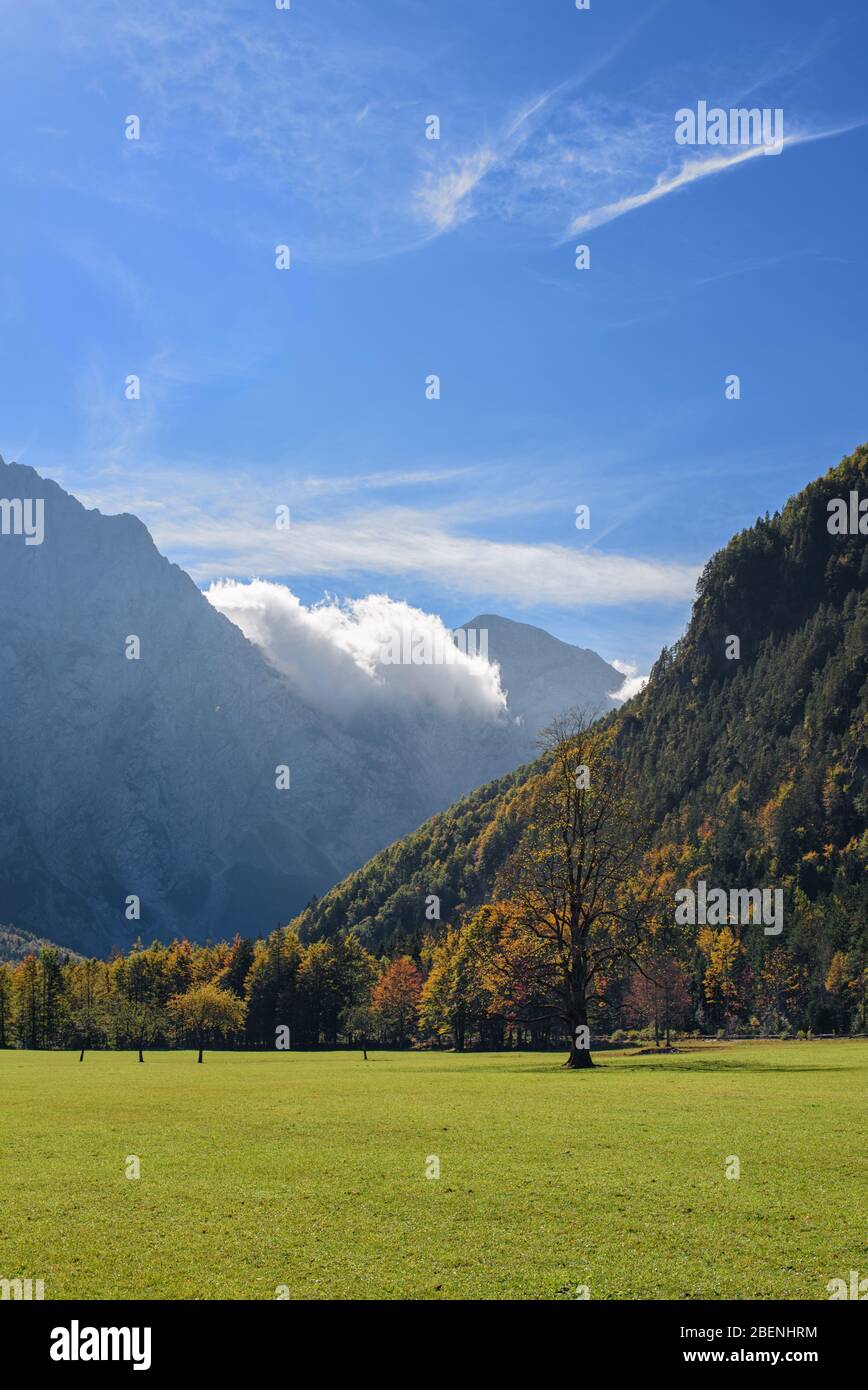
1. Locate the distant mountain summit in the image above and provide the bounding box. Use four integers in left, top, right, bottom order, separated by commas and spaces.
0, 458, 619, 953
457, 613, 621, 733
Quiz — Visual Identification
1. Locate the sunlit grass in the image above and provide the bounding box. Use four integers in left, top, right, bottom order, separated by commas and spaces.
1, 1041, 865, 1299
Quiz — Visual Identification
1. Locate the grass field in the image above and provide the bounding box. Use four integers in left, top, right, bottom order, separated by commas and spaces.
1, 1041, 865, 1300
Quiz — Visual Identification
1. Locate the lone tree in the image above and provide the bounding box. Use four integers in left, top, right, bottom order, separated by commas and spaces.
168, 982, 246, 1063
497, 713, 649, 1069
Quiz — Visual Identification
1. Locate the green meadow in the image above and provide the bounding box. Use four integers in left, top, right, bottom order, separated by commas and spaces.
1, 1041, 865, 1301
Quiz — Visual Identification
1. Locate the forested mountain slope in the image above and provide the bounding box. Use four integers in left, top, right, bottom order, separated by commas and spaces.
0, 925, 82, 965
292, 446, 867, 998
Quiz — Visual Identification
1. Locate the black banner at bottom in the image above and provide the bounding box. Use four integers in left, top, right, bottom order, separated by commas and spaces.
5, 1298, 863, 1375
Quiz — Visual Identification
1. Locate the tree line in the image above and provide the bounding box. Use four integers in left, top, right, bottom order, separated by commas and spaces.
1, 719, 864, 1066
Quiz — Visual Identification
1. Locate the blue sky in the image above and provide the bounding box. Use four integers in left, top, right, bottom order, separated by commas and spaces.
1, 0, 866, 674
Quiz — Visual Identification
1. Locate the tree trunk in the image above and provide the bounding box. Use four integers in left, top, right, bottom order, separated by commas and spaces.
79, 1048, 84, 1062
565, 963, 594, 1068
197, 1046, 204, 1063
565, 1000, 595, 1068
138, 1048, 144, 1063
565, 1033, 595, 1068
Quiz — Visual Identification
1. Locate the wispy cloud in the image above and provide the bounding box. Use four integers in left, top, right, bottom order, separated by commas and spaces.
18, 1, 444, 262
415, 148, 499, 234
412, 79, 569, 234
413, 104, 866, 247
68, 464, 698, 609
20, 2, 865, 261
566, 122, 867, 237
410, 4, 664, 238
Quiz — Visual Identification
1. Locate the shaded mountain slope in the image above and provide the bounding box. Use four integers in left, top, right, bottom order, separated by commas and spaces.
0, 459, 622, 954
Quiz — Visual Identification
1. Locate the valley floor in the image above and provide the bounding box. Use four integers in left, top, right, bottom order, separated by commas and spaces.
1, 1041, 865, 1300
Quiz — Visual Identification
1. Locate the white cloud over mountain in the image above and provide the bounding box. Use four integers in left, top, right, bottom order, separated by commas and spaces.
608, 659, 649, 702
206, 580, 508, 722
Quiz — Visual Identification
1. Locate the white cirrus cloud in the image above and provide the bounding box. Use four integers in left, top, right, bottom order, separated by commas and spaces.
20, 4, 863, 260
565, 122, 867, 237
167, 506, 699, 608
70, 461, 700, 610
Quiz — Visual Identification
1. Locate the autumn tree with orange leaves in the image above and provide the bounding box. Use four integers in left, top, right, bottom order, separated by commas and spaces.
371, 955, 422, 1044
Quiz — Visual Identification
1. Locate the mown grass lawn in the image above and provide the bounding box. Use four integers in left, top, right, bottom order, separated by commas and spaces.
1, 1041, 865, 1300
